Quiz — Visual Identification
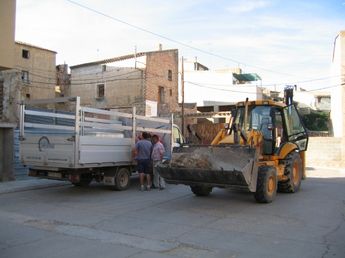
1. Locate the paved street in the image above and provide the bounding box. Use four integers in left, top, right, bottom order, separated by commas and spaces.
0, 167, 344, 258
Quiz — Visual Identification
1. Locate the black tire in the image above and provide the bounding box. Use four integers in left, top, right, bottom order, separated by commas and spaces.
278, 151, 302, 193
190, 185, 212, 197
113, 167, 130, 191
72, 173, 93, 187
254, 166, 277, 203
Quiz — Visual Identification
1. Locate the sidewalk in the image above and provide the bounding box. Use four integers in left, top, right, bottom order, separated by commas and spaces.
0, 178, 68, 194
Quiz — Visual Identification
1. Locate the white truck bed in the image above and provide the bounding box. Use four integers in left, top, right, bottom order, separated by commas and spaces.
19, 97, 173, 170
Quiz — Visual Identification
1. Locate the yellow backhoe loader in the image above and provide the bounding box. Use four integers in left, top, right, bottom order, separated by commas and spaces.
157, 98, 308, 203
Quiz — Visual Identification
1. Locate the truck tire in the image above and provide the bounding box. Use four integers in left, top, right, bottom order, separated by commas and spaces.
72, 173, 93, 187
278, 151, 302, 193
190, 185, 212, 197
113, 167, 130, 191
254, 166, 277, 203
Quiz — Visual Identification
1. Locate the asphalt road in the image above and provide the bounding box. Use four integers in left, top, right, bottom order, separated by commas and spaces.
0, 167, 344, 258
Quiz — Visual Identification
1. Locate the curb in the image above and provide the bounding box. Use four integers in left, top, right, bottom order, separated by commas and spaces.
0, 179, 69, 194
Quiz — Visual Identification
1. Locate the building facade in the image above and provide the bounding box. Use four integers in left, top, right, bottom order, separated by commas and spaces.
0, 0, 16, 181
0, 0, 16, 71
70, 49, 178, 116
182, 59, 263, 106
14, 42, 57, 100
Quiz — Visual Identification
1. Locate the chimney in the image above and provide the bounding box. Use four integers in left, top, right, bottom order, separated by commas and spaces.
158, 43, 163, 51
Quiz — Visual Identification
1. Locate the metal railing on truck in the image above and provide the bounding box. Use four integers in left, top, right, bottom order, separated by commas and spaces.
19, 97, 173, 169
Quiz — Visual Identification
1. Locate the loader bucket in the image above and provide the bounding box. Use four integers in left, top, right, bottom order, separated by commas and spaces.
157, 145, 258, 191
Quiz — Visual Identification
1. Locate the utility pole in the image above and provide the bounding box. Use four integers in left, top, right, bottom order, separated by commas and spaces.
181, 56, 185, 136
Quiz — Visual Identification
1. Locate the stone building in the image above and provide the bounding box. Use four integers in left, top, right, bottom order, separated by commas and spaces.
14, 41, 57, 100
69, 48, 178, 116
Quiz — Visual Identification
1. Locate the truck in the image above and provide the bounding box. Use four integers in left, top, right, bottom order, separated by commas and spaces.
157, 99, 308, 203
19, 97, 182, 190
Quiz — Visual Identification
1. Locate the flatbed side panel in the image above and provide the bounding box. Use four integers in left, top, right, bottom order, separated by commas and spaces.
79, 136, 132, 164
21, 133, 75, 167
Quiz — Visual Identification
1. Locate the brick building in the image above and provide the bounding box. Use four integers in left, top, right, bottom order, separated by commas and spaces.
69, 48, 178, 116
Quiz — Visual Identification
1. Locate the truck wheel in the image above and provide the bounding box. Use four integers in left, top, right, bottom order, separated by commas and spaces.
72, 173, 93, 187
278, 151, 302, 193
190, 185, 212, 197
254, 166, 277, 203
114, 167, 130, 191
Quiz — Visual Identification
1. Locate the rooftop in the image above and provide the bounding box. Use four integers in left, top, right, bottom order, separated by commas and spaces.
70, 49, 178, 69
15, 41, 57, 54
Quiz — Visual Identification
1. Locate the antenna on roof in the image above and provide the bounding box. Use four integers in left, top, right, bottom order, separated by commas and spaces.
134, 45, 137, 69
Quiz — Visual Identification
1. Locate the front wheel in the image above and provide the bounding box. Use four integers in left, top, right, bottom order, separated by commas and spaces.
113, 167, 130, 191
190, 185, 212, 197
278, 151, 302, 193
254, 166, 277, 203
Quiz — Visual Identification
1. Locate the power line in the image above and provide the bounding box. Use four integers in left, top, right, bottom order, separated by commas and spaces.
305, 83, 345, 92
65, 0, 294, 77
185, 81, 259, 94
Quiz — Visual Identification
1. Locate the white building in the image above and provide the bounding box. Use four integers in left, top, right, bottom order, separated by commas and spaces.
181, 59, 264, 106
331, 31, 345, 137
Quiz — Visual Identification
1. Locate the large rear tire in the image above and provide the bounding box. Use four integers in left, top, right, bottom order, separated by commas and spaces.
254, 166, 277, 203
190, 185, 212, 197
278, 151, 302, 193
113, 167, 130, 191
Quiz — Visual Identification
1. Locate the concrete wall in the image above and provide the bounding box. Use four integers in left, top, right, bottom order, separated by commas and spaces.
145, 50, 179, 116
0, 0, 15, 70
14, 42, 56, 100
306, 137, 344, 167
0, 71, 21, 123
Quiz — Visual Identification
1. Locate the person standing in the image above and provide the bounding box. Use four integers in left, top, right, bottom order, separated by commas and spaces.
151, 134, 166, 190
134, 132, 152, 191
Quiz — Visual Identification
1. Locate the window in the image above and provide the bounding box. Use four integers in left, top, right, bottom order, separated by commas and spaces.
21, 71, 30, 83
158, 86, 165, 103
22, 49, 30, 59
170, 89, 172, 97
168, 70, 172, 81
102, 65, 106, 72
97, 84, 105, 99
26, 94, 31, 99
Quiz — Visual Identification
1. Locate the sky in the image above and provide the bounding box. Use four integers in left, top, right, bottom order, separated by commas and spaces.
15, 0, 345, 91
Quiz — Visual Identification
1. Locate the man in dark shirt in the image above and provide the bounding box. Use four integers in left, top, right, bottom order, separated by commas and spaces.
134, 132, 152, 191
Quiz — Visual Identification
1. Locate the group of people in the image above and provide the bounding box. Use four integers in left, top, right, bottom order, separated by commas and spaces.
133, 132, 166, 191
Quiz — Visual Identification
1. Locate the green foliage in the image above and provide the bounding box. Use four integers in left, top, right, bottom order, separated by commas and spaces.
301, 112, 329, 131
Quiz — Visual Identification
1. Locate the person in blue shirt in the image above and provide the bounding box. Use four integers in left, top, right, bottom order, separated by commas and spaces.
133, 132, 153, 191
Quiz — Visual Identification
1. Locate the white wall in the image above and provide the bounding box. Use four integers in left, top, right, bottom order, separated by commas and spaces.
182, 70, 263, 106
